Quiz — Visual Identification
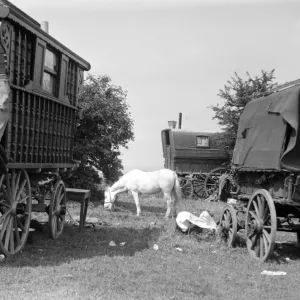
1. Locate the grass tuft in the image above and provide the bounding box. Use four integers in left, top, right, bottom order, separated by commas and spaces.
0, 194, 300, 299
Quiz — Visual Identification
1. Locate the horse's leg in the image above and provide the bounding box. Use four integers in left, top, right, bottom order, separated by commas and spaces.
171, 189, 177, 217
131, 191, 141, 216
164, 192, 173, 218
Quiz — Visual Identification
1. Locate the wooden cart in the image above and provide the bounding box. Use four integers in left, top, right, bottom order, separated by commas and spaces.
161, 128, 228, 198
0, 0, 90, 256
218, 80, 300, 261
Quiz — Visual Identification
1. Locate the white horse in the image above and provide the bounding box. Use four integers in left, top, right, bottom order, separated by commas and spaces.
104, 169, 181, 218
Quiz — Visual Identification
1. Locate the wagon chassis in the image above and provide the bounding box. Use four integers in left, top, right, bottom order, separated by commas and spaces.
0, 150, 70, 255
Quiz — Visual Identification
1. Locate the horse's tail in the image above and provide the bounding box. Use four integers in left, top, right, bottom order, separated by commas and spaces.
172, 171, 181, 206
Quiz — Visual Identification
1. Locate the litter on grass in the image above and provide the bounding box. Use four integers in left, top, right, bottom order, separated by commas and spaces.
176, 211, 217, 233
261, 270, 287, 276
153, 244, 159, 250
109, 241, 116, 247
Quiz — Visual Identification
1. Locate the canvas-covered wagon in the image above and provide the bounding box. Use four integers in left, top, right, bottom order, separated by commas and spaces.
218, 80, 300, 261
161, 127, 228, 198
0, 0, 90, 256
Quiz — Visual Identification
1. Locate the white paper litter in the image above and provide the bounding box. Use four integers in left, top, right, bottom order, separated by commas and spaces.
153, 244, 159, 250
0, 254, 5, 262
175, 247, 183, 252
120, 242, 126, 246
261, 270, 287, 276
109, 241, 116, 247
227, 198, 237, 205
176, 211, 217, 232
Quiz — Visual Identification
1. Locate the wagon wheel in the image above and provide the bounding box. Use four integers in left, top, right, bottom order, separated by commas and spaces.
219, 204, 237, 247
192, 174, 207, 199
0, 169, 32, 256
204, 167, 230, 197
49, 180, 66, 239
180, 177, 193, 199
245, 189, 277, 262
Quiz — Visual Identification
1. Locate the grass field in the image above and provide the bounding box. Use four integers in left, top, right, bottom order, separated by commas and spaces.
1, 194, 300, 300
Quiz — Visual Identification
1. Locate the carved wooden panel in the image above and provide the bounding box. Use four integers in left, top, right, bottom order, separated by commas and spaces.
66, 59, 77, 106
8, 86, 77, 164
76, 67, 84, 106
0, 20, 12, 75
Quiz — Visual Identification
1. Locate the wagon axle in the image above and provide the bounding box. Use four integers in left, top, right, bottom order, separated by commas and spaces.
45, 204, 66, 216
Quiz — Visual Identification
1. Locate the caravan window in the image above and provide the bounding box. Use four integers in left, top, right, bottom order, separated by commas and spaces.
196, 135, 209, 147
43, 48, 58, 95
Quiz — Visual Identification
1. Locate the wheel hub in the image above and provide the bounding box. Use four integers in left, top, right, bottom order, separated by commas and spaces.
250, 218, 263, 234
55, 205, 66, 216
11, 202, 17, 216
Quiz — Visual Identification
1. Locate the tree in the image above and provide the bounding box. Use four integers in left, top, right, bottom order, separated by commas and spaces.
63, 74, 134, 194
210, 70, 276, 158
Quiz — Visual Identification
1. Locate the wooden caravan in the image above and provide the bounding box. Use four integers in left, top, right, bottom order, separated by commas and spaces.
218, 80, 300, 261
0, 0, 91, 256
161, 128, 228, 198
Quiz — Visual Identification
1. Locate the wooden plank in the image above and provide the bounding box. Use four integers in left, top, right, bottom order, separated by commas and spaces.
16, 28, 21, 86
19, 90, 25, 162
25, 92, 31, 163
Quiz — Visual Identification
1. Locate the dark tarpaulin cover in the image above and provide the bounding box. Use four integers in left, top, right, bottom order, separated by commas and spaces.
232, 85, 300, 171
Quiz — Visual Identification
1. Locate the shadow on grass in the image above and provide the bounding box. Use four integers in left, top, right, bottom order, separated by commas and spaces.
269, 242, 300, 263
3, 223, 162, 268
114, 200, 167, 215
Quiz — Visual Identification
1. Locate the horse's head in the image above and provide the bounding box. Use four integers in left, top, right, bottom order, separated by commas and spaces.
104, 187, 116, 211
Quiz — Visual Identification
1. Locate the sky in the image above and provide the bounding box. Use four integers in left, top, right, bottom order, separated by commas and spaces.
9, 0, 300, 172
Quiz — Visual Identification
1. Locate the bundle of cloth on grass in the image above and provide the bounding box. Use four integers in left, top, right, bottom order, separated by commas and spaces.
176, 211, 217, 233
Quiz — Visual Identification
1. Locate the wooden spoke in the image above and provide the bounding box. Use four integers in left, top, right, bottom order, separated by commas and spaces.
4, 217, 12, 250
15, 179, 27, 202
49, 180, 66, 239
1, 185, 10, 205
0, 201, 10, 209
9, 218, 14, 253
17, 195, 29, 204
16, 217, 25, 233
0, 169, 32, 256
0, 209, 11, 222
262, 232, 269, 253
11, 171, 16, 198
0, 174, 5, 188
259, 236, 264, 258
245, 189, 276, 262
13, 218, 20, 246
5, 175, 12, 202
249, 210, 260, 222
0, 215, 11, 240
263, 229, 271, 244
59, 191, 65, 204
252, 200, 260, 218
